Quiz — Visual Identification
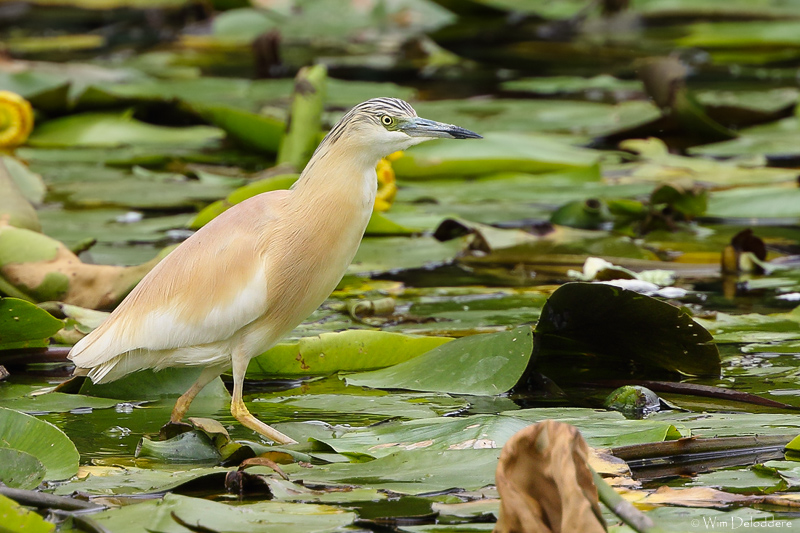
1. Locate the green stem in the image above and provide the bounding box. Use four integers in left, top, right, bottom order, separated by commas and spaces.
591, 467, 666, 533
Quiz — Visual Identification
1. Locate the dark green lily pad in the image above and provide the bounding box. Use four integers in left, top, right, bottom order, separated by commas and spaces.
0, 392, 120, 414
534, 283, 720, 378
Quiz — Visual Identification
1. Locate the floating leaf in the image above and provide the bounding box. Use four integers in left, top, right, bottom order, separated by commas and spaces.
706, 186, 800, 219
285, 448, 501, 495
93, 493, 356, 533
79, 367, 230, 401
0, 494, 54, 533
29, 112, 224, 148
0, 448, 46, 489
534, 283, 720, 378
345, 326, 533, 395
248, 330, 452, 378
194, 104, 284, 153
136, 431, 221, 464
0, 297, 62, 350
393, 132, 601, 178
0, 406, 79, 481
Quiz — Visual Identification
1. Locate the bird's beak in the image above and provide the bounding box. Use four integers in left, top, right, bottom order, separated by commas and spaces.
400, 117, 482, 140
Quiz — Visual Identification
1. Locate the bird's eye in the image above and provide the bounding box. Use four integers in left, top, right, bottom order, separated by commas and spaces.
380, 115, 393, 126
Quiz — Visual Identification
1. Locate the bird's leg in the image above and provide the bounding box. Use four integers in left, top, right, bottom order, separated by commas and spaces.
231, 348, 297, 445
170, 366, 225, 423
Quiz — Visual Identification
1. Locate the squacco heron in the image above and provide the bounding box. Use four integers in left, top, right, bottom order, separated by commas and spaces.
68, 98, 480, 444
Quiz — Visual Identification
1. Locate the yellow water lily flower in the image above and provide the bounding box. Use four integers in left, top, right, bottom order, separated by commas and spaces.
374, 151, 401, 212
0, 91, 34, 148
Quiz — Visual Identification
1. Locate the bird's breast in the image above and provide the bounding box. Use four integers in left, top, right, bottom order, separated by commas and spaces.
257, 179, 375, 341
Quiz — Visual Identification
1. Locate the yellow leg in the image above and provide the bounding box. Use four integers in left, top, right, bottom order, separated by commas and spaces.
231, 348, 297, 445
170, 366, 225, 423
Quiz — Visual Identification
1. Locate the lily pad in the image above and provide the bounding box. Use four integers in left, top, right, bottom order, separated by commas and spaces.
93, 493, 356, 533
0, 447, 46, 489
0, 406, 79, 481
534, 282, 720, 378
79, 367, 230, 401
29, 112, 224, 148
248, 330, 452, 378
345, 326, 533, 395
0, 298, 63, 351
136, 431, 221, 464
392, 132, 601, 178
706, 186, 800, 219
0, 494, 54, 533
284, 448, 501, 495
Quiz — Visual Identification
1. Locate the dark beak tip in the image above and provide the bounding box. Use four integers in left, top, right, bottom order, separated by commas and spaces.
451, 129, 482, 140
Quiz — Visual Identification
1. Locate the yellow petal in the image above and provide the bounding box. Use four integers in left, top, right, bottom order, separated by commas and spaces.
0, 91, 34, 148
374, 156, 398, 212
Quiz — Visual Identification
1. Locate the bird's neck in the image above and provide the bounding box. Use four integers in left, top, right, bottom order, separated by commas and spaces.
291, 141, 379, 216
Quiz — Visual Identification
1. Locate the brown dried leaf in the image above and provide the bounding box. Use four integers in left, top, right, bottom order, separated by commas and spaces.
493, 420, 606, 533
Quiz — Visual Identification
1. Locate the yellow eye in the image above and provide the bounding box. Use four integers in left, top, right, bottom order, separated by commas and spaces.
380, 115, 393, 126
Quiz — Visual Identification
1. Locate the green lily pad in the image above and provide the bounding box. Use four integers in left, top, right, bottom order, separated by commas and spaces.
706, 186, 800, 219
93, 493, 356, 533
0, 494, 54, 533
284, 448, 501, 495
0, 298, 63, 351
410, 99, 660, 138
257, 392, 468, 422
136, 431, 221, 464
0, 392, 120, 414
0, 448, 46, 490
79, 367, 230, 401
194, 104, 285, 153
345, 326, 533, 395
0, 406, 79, 481
393, 132, 601, 178
248, 330, 452, 378
29, 112, 224, 148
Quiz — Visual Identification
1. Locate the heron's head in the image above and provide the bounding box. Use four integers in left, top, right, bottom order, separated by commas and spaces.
322, 97, 481, 161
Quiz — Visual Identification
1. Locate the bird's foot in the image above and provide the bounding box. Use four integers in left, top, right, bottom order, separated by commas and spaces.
232, 401, 297, 445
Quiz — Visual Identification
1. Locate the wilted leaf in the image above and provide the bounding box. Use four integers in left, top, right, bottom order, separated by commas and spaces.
0, 225, 161, 308
494, 421, 605, 533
